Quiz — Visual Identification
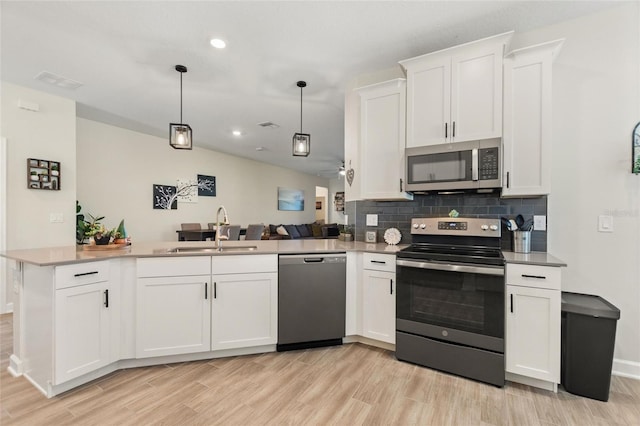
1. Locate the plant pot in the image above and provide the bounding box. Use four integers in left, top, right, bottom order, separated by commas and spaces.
94, 235, 111, 245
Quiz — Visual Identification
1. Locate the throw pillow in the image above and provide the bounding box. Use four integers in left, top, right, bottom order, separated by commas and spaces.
284, 224, 301, 239
311, 224, 323, 238
276, 225, 289, 236
297, 224, 311, 238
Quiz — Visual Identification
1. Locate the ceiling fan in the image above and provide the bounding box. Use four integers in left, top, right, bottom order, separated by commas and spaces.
317, 161, 346, 178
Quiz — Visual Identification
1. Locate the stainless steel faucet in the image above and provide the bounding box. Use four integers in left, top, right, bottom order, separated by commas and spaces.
215, 205, 230, 250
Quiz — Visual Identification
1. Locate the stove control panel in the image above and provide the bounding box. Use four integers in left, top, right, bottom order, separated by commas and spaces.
410, 217, 501, 237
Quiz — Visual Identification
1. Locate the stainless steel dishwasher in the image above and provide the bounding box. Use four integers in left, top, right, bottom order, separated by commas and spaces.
277, 253, 346, 351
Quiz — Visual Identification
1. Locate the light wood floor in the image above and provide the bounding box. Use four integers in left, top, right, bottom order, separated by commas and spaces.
1, 313, 639, 425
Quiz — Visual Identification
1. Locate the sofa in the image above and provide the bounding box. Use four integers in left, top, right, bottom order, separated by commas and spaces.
267, 222, 340, 240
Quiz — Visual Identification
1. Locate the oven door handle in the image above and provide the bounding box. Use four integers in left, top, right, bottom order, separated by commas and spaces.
396, 259, 504, 276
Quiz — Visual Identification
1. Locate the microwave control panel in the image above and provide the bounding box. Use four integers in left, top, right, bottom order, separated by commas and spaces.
478, 148, 499, 180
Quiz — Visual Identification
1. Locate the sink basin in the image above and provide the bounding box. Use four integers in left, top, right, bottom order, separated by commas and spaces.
167, 246, 258, 253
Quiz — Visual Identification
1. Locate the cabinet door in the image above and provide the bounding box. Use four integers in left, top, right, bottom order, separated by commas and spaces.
506, 284, 560, 383
55, 282, 110, 384
362, 269, 396, 344
359, 79, 413, 200
502, 42, 560, 197
211, 272, 277, 350
136, 275, 210, 358
405, 58, 451, 147
450, 45, 503, 142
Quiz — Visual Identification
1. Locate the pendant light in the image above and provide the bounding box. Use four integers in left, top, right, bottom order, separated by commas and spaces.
292, 80, 310, 157
169, 65, 192, 150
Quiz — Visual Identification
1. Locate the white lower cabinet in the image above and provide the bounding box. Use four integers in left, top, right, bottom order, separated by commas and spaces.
505, 263, 561, 388
136, 257, 212, 358
362, 253, 396, 344
211, 272, 277, 350
55, 281, 111, 384
136, 275, 211, 358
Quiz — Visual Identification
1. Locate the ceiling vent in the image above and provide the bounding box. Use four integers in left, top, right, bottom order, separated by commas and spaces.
257, 121, 280, 129
34, 71, 83, 90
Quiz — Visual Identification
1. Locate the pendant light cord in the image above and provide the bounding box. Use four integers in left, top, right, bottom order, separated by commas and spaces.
180, 71, 183, 124
299, 85, 303, 133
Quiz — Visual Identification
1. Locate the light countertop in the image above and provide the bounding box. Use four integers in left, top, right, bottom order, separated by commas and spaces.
2, 241, 566, 268
1, 240, 408, 267
502, 251, 567, 267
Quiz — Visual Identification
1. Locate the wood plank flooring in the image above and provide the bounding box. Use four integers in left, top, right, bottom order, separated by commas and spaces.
1, 313, 639, 425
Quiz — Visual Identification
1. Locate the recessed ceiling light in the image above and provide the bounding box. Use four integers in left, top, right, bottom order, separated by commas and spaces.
232, 130, 242, 137
256, 147, 265, 151
210, 38, 226, 49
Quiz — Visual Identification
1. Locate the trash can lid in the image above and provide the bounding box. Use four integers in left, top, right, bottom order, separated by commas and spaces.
561, 292, 620, 319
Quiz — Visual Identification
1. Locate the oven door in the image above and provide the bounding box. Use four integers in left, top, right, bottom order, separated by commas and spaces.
396, 259, 504, 353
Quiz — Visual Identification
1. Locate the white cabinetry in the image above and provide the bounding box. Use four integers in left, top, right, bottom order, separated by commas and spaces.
54, 261, 113, 384
211, 255, 278, 350
362, 253, 396, 344
502, 40, 564, 197
506, 263, 561, 391
136, 257, 211, 358
400, 32, 512, 147
357, 79, 413, 200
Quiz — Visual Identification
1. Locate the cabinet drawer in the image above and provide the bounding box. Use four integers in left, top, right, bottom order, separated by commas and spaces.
213, 254, 277, 274
55, 261, 110, 289
506, 263, 560, 290
362, 253, 396, 273
137, 256, 211, 277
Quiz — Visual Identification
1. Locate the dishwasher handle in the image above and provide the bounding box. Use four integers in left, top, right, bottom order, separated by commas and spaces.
304, 257, 325, 263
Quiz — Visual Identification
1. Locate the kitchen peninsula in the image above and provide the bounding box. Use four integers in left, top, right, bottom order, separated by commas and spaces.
2, 240, 403, 397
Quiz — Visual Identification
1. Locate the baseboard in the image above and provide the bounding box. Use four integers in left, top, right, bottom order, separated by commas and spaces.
612, 358, 640, 380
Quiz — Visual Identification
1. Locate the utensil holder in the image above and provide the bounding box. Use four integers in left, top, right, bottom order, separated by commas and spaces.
513, 231, 531, 253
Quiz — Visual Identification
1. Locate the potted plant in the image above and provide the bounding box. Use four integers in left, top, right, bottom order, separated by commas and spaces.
76, 201, 105, 245
339, 225, 354, 242
113, 219, 130, 245
51, 163, 59, 176
30, 171, 38, 181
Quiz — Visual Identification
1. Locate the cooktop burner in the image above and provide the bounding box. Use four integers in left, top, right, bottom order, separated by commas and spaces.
398, 217, 505, 266
397, 243, 505, 266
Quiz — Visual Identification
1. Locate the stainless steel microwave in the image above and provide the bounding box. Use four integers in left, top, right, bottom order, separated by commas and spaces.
405, 138, 502, 193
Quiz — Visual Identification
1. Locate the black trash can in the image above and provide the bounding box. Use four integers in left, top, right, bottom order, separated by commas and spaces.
561, 292, 620, 402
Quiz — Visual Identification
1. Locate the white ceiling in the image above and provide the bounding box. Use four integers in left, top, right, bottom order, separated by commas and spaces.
0, 1, 616, 177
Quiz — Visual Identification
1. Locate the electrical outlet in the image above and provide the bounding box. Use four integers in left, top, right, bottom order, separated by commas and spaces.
533, 215, 546, 231
366, 214, 378, 226
598, 215, 613, 232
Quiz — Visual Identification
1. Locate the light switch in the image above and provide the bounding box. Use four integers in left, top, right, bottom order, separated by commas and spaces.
598, 215, 613, 232
366, 214, 378, 226
533, 215, 546, 231
49, 213, 64, 223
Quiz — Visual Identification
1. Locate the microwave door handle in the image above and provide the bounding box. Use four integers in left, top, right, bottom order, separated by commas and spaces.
472, 148, 479, 181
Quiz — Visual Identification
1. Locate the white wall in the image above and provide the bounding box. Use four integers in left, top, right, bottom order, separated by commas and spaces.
514, 4, 640, 376
1, 83, 77, 249
76, 118, 329, 242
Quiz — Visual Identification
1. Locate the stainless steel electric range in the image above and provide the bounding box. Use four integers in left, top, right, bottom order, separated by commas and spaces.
395, 217, 506, 387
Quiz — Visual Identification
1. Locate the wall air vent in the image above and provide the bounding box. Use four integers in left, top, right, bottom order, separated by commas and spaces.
257, 121, 280, 129
34, 71, 83, 90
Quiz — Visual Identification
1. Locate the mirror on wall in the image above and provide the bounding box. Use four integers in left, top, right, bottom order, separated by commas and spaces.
634, 122, 640, 174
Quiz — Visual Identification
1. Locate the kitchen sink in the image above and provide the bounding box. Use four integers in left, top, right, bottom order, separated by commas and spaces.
166, 246, 258, 253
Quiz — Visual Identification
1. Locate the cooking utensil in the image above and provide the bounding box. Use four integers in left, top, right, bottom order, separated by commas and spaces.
509, 219, 518, 231
515, 214, 525, 230
522, 219, 534, 231
501, 217, 512, 231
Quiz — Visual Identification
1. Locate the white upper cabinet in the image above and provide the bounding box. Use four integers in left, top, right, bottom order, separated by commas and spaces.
357, 78, 413, 200
401, 32, 513, 147
502, 40, 564, 197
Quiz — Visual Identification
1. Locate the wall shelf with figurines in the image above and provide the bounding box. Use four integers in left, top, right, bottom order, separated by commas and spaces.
27, 158, 61, 190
